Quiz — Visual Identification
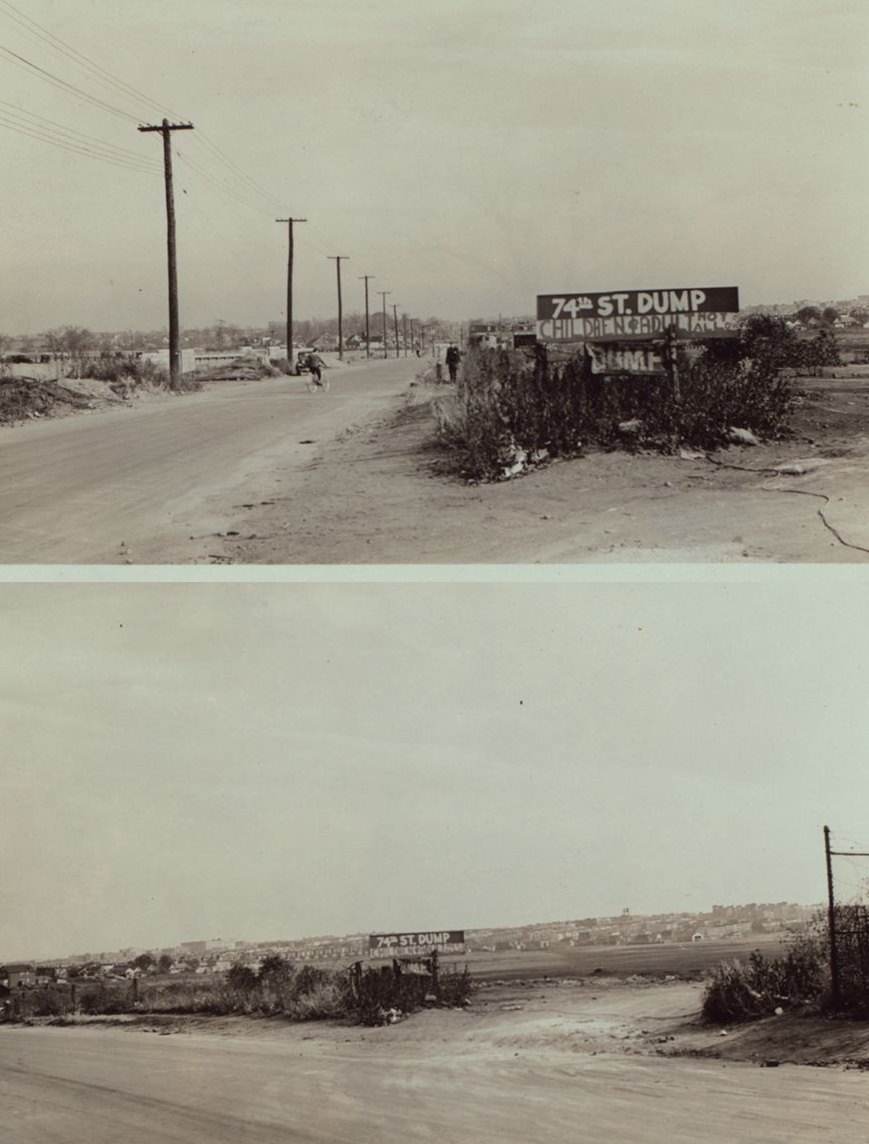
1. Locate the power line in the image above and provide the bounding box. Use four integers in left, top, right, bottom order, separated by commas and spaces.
195, 131, 284, 214
173, 148, 274, 217
0, 42, 143, 123
0, 1, 286, 216
0, 110, 160, 174
0, 0, 178, 121
0, 95, 161, 167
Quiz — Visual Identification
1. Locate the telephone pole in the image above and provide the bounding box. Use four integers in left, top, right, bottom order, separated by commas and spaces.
328, 256, 349, 360
392, 304, 401, 359
358, 275, 374, 358
378, 290, 391, 359
402, 313, 409, 357
824, 826, 841, 1009
823, 827, 869, 1011
138, 118, 194, 391
276, 217, 306, 363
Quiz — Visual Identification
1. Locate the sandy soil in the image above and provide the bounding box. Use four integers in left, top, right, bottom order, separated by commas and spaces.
36, 976, 869, 1069
5, 980, 869, 1144
221, 373, 869, 564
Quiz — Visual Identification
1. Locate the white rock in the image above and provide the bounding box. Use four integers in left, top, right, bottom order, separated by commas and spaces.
728, 427, 760, 446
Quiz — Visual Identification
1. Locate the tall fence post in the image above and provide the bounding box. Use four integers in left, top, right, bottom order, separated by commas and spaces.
431, 949, 440, 1001
665, 323, 681, 405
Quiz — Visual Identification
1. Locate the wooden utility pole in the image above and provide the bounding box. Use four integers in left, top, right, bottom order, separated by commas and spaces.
392, 303, 400, 359
358, 274, 374, 358
402, 313, 409, 357
823, 828, 869, 1011
378, 290, 391, 359
276, 217, 306, 363
138, 119, 194, 391
328, 256, 349, 360
824, 825, 841, 1009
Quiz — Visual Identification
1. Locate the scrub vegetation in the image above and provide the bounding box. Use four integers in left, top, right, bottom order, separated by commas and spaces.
436, 316, 840, 481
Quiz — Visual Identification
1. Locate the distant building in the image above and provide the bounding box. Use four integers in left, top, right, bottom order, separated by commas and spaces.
2, 963, 37, 988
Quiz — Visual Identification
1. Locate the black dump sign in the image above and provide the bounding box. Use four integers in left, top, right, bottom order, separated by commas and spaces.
369, 931, 465, 958
537, 286, 740, 342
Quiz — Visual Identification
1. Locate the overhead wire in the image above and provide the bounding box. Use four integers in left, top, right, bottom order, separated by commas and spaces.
0, 3, 395, 308
0, 0, 177, 120
0, 95, 162, 169
0, 0, 291, 219
0, 42, 144, 123
173, 147, 278, 218
0, 109, 160, 174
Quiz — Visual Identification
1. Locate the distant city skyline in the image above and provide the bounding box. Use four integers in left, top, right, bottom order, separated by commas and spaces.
5, 897, 825, 966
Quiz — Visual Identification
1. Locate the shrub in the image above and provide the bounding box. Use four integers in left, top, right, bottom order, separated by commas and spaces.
344, 961, 474, 1025
436, 336, 805, 481
701, 935, 827, 1024
226, 963, 258, 991
83, 355, 170, 387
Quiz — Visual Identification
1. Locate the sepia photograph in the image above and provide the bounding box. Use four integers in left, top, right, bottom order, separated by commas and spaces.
0, 1, 866, 563
3, 1, 869, 1142
3, 578, 869, 1142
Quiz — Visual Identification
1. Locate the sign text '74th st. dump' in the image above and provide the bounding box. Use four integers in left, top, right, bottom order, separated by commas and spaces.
369, 931, 466, 957
536, 286, 740, 343
537, 287, 739, 321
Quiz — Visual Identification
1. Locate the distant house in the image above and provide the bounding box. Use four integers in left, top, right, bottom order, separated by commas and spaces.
2, 963, 37, 988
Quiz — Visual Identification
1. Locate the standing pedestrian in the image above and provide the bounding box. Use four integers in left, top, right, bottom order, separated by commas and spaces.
445, 343, 461, 382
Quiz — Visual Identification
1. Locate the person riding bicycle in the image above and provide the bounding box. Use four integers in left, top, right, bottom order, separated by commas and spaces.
305, 352, 325, 387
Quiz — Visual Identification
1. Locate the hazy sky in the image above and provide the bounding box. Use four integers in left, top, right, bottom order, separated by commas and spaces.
0, 0, 866, 334
3, 579, 869, 960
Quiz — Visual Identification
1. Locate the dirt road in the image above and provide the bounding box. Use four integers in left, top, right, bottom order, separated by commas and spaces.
4, 982, 868, 1143
0, 358, 414, 564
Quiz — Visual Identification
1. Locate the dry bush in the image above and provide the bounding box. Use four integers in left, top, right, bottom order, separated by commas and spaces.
437, 325, 830, 481
702, 936, 827, 1024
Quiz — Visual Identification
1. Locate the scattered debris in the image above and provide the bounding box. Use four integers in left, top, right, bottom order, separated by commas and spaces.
773, 463, 806, 476
0, 377, 95, 424
727, 427, 760, 446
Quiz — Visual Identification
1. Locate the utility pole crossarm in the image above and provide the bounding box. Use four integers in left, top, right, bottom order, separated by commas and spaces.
137, 123, 194, 133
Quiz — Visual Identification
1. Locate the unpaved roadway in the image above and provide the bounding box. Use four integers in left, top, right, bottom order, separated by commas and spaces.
3, 362, 869, 563
0, 358, 414, 564
3, 982, 868, 1143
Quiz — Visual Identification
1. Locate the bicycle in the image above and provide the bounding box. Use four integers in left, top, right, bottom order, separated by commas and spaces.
305, 373, 330, 393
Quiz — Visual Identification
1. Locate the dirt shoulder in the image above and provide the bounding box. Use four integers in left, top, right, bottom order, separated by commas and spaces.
18, 978, 869, 1070
218, 374, 869, 564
